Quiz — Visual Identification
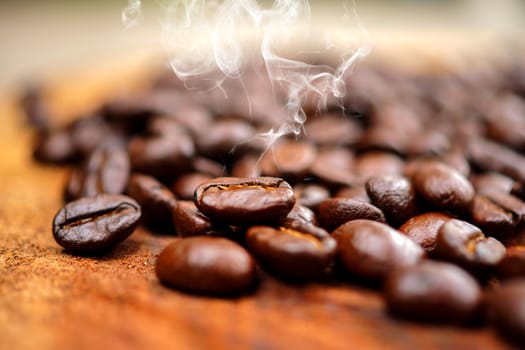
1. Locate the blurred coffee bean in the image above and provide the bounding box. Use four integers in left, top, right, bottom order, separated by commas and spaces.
195, 119, 258, 158
303, 113, 362, 146
19, 85, 50, 129
485, 94, 525, 150
487, 279, 525, 345
191, 157, 225, 178
399, 212, 452, 253
309, 147, 356, 188
172, 173, 213, 200
33, 127, 77, 163
334, 185, 371, 203
354, 151, 404, 181
260, 140, 317, 180
231, 154, 261, 178
294, 183, 330, 211
497, 246, 525, 280
318, 198, 386, 232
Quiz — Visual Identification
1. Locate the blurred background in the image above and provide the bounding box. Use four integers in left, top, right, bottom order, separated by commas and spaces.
0, 0, 524, 94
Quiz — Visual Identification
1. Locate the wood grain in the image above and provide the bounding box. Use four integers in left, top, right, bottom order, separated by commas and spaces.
0, 58, 520, 350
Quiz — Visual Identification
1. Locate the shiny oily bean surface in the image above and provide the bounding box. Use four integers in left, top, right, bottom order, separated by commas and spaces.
487, 280, 525, 345
411, 160, 474, 215
470, 195, 516, 237
399, 212, 452, 253
172, 200, 229, 238
318, 198, 385, 232
434, 219, 506, 275
384, 261, 482, 324
194, 177, 295, 226
332, 219, 424, 281
155, 237, 256, 295
52, 194, 141, 254
246, 223, 336, 281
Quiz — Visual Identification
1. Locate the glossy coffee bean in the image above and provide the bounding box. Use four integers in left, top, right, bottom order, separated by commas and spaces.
483, 191, 525, 225
155, 237, 256, 295
365, 175, 418, 226
260, 140, 317, 179
127, 174, 176, 229
309, 147, 356, 188
318, 198, 385, 232
354, 151, 404, 181
497, 246, 525, 280
487, 279, 525, 345
470, 195, 516, 237
293, 183, 330, 211
231, 154, 261, 178
384, 261, 481, 324
399, 212, 452, 252
195, 119, 257, 157
411, 160, 474, 214
52, 194, 141, 254
172, 172, 213, 200
471, 172, 516, 196
172, 200, 229, 237
65, 145, 130, 201
282, 204, 318, 226
434, 219, 506, 275
194, 177, 295, 226
332, 220, 424, 281
246, 223, 336, 281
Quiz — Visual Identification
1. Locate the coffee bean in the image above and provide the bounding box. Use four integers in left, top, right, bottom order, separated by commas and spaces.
69, 115, 116, 157
172, 200, 229, 237
282, 204, 318, 226
433, 219, 506, 275
33, 127, 77, 163
399, 212, 452, 252
171, 172, 213, 200
194, 177, 295, 226
65, 145, 130, 201
497, 246, 525, 280
195, 119, 257, 158
487, 279, 525, 345
485, 93, 525, 150
52, 194, 141, 254
411, 160, 474, 214
191, 157, 225, 178
384, 261, 481, 324
231, 154, 261, 178
304, 113, 362, 146
260, 140, 317, 180
19, 85, 50, 128
246, 223, 336, 281
471, 172, 516, 196
365, 175, 418, 226
482, 191, 525, 225
332, 219, 424, 281
127, 173, 176, 230
293, 183, 330, 211
470, 195, 517, 237
334, 185, 371, 203
354, 151, 404, 181
318, 198, 386, 232
155, 237, 256, 295
309, 147, 356, 188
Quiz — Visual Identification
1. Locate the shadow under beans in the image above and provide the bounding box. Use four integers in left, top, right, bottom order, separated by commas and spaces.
61, 238, 142, 261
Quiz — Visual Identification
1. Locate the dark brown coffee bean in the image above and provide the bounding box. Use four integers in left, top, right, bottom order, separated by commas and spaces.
156, 237, 256, 295
487, 279, 525, 345
33, 128, 77, 163
434, 219, 506, 275
470, 195, 517, 237
282, 204, 317, 226
172, 200, 229, 237
52, 194, 141, 254
483, 191, 525, 225
231, 154, 261, 178
69, 115, 115, 157
411, 160, 474, 214
65, 145, 130, 201
318, 198, 385, 232
384, 261, 481, 324
128, 117, 194, 179
468, 137, 525, 183
172, 173, 213, 200
365, 175, 418, 226
260, 140, 317, 179
497, 246, 525, 280
127, 174, 176, 229
399, 212, 452, 252
309, 147, 356, 188
407, 131, 450, 157
293, 183, 330, 211
332, 219, 424, 281
194, 177, 295, 226
246, 224, 336, 281
354, 151, 404, 181
195, 119, 257, 157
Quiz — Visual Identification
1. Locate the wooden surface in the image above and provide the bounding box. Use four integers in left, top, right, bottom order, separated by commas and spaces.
0, 59, 520, 350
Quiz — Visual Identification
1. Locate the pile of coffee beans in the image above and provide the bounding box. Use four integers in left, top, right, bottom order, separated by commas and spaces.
22, 57, 525, 346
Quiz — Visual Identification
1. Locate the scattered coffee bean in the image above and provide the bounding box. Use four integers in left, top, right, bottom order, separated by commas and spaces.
52, 194, 141, 254
156, 237, 256, 295
318, 198, 386, 232
384, 261, 481, 324
399, 212, 452, 253
332, 219, 424, 281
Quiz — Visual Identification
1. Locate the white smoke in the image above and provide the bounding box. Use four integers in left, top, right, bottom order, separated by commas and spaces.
123, 0, 370, 146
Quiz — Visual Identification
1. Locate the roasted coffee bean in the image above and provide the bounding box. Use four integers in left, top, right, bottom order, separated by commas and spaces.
128, 117, 194, 179
471, 172, 516, 196
304, 113, 362, 146
172, 173, 213, 200
69, 115, 115, 157
470, 195, 516, 237
434, 219, 506, 275
487, 279, 525, 345
399, 212, 452, 253
260, 140, 317, 180
155, 237, 256, 295
195, 119, 257, 158
497, 246, 525, 280
318, 198, 385, 232
282, 204, 317, 226
482, 191, 525, 225
191, 157, 225, 178
172, 200, 229, 237
65, 145, 130, 201
359, 126, 409, 155
309, 147, 356, 188
33, 127, 77, 163
384, 261, 481, 324
52, 194, 141, 254
19, 85, 50, 128
334, 185, 371, 203
293, 183, 330, 211
194, 177, 295, 226
365, 175, 418, 226
407, 131, 450, 157
127, 174, 176, 229
231, 154, 261, 178
246, 223, 336, 281
354, 151, 404, 181
332, 220, 424, 281
485, 93, 525, 150
411, 160, 474, 214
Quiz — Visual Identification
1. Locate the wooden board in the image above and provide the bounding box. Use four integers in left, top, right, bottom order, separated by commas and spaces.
0, 58, 520, 350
